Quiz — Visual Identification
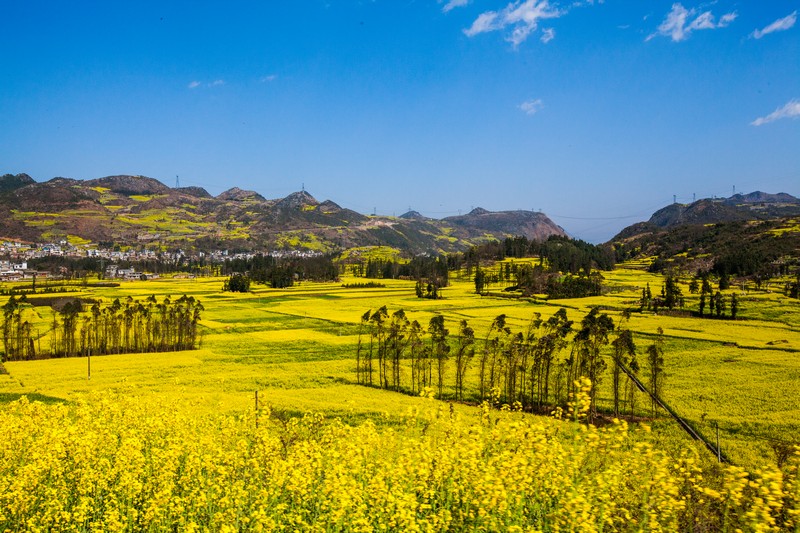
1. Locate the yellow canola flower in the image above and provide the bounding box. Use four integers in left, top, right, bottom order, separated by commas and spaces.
0, 391, 796, 532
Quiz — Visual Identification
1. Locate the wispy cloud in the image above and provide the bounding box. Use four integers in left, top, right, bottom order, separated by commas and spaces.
540, 27, 555, 43
441, 0, 470, 13
646, 3, 737, 42
260, 74, 278, 83
751, 11, 797, 39
188, 79, 226, 89
519, 98, 544, 115
464, 0, 564, 47
751, 99, 800, 126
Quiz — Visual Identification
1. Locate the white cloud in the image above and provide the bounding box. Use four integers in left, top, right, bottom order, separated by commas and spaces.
541, 27, 555, 43
465, 12, 500, 36
189, 79, 226, 89
719, 12, 737, 27
519, 98, 544, 115
751, 11, 797, 39
442, 0, 469, 13
646, 3, 737, 42
260, 75, 278, 83
464, 0, 563, 47
751, 99, 800, 126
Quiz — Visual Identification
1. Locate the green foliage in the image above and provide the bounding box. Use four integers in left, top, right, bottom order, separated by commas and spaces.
223, 274, 250, 292
546, 270, 604, 299
465, 235, 615, 273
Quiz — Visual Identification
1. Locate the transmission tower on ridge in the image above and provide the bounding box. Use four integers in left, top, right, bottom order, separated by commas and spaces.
175, 175, 180, 188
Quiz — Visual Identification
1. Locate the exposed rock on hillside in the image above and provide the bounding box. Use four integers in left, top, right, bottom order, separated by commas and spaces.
85, 175, 171, 196
399, 210, 426, 220
217, 187, 267, 202
444, 209, 567, 241
0, 173, 35, 194
176, 186, 212, 199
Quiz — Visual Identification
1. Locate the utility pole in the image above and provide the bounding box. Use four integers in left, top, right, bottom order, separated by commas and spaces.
673, 194, 677, 204
175, 175, 180, 188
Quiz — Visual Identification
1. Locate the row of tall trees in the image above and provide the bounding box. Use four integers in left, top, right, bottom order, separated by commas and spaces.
639, 273, 741, 319
696, 275, 739, 319
1, 295, 203, 361
356, 256, 450, 286
54, 295, 203, 358
1, 296, 36, 361
640, 275, 685, 312
355, 306, 666, 419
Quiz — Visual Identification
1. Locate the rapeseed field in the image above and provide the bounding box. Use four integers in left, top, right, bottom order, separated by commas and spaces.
1, 267, 800, 529
1, 383, 797, 532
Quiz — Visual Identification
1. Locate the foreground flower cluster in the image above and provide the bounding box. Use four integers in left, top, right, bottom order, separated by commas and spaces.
0, 390, 797, 532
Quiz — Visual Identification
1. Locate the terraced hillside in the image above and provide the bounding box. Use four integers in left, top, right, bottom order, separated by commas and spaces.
0, 173, 566, 253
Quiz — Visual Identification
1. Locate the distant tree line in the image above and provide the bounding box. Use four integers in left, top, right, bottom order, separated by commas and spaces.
462, 236, 615, 274
345, 236, 614, 300
355, 306, 665, 420
222, 254, 338, 289
1, 295, 203, 361
500, 264, 605, 299
354, 256, 450, 299
466, 237, 612, 299
25, 255, 219, 278
639, 272, 741, 319
342, 281, 385, 289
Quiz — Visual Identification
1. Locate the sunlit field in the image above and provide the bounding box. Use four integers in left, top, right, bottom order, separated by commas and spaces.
2, 266, 799, 471
2, 265, 800, 529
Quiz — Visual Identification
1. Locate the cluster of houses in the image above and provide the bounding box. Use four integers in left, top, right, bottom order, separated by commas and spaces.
0, 260, 41, 282
1, 239, 162, 262
1, 239, 324, 282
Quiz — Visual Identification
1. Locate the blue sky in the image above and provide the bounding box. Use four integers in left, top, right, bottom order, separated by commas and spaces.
2, 1, 798, 242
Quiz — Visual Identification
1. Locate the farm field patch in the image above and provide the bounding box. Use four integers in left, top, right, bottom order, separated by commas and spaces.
1, 268, 799, 467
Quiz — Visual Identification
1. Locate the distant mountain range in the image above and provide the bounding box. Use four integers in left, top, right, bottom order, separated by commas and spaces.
0, 173, 566, 253
610, 191, 800, 271
613, 191, 800, 240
